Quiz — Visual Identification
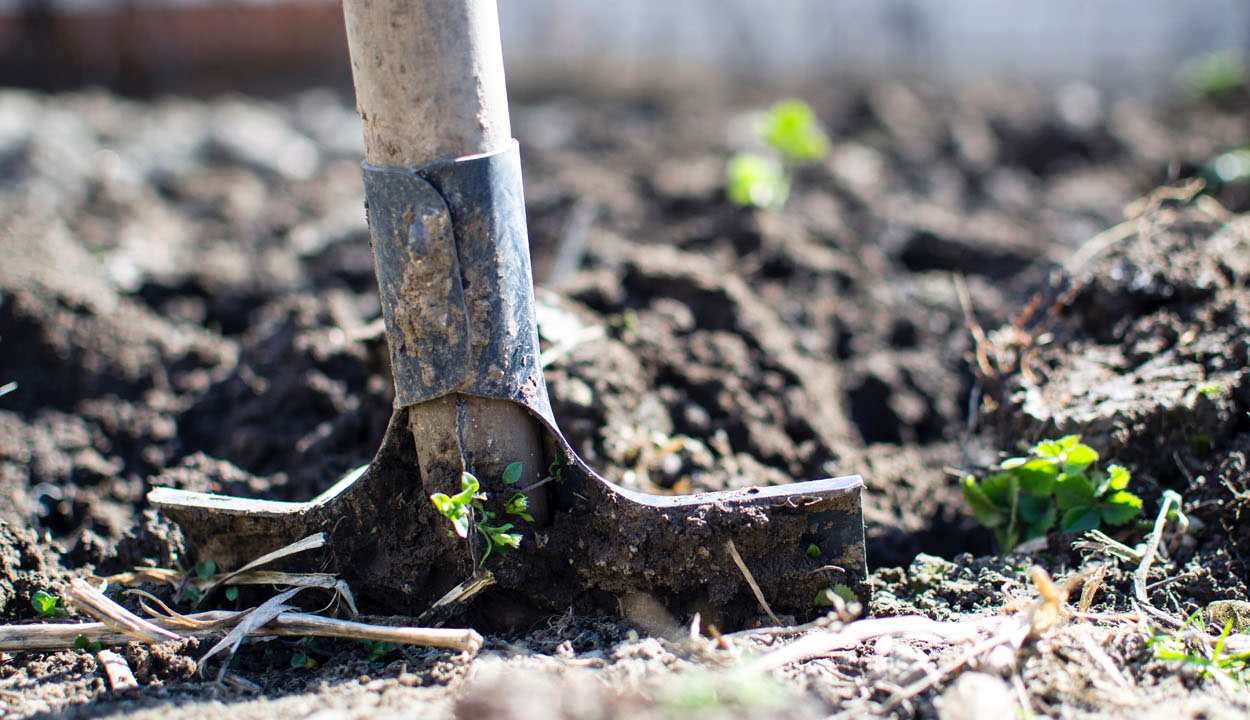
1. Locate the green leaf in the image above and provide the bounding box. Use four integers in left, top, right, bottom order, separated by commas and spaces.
291, 651, 314, 669
454, 473, 480, 504
999, 456, 1029, 470
430, 492, 472, 538
366, 640, 397, 662
1054, 473, 1096, 509
225, 587, 239, 601
1031, 438, 1066, 460
980, 472, 1019, 508
1106, 465, 1131, 492
1099, 492, 1143, 525
505, 492, 533, 522
450, 511, 471, 539
195, 559, 216, 582
73, 634, 102, 652
31, 590, 59, 617
831, 583, 858, 605
760, 99, 829, 163
502, 462, 523, 486
1061, 442, 1098, 473
492, 532, 522, 551
806, 543, 821, 559
1013, 459, 1058, 494
996, 525, 1020, 554
962, 476, 1005, 527
725, 153, 790, 208
1061, 506, 1102, 533
1022, 516, 1055, 542
430, 492, 454, 515
1018, 491, 1056, 539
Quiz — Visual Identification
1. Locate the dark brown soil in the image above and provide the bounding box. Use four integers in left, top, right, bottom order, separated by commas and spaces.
1, 80, 1249, 718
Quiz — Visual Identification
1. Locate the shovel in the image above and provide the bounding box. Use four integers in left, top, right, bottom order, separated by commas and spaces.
149, 0, 865, 630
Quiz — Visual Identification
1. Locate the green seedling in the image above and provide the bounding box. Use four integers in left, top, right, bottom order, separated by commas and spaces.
725, 153, 789, 209
760, 98, 830, 164
962, 435, 1142, 552
31, 590, 65, 618
430, 463, 528, 566
1184, 50, 1247, 101
364, 640, 398, 663
657, 669, 791, 713
290, 651, 315, 669
290, 637, 319, 669
195, 559, 216, 582
73, 634, 103, 653
1150, 613, 1250, 688
725, 98, 829, 209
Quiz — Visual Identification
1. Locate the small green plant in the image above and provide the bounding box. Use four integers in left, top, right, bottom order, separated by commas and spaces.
1150, 613, 1250, 688
760, 99, 830, 164
725, 153, 790, 208
31, 590, 66, 618
962, 435, 1142, 552
430, 462, 528, 566
363, 640, 398, 663
73, 634, 103, 653
195, 559, 216, 582
180, 585, 202, 604
657, 669, 791, 713
1184, 50, 1247, 101
725, 99, 829, 209
290, 637, 318, 669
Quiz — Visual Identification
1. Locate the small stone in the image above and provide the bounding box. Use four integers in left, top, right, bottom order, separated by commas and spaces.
397, 672, 422, 687
934, 672, 1016, 720
1207, 600, 1250, 633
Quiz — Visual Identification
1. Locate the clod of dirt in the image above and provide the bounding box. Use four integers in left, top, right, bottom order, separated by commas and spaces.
122, 638, 201, 684
0, 521, 54, 620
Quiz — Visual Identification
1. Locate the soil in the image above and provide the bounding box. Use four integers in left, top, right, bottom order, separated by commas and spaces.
1, 79, 1249, 718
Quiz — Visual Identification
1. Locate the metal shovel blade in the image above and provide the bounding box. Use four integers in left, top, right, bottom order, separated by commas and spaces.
150, 407, 864, 629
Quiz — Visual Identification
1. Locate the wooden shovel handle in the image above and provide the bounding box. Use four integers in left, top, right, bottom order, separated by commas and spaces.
342, 0, 512, 168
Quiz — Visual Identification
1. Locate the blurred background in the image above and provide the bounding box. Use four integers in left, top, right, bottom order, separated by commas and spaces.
2, 0, 1248, 97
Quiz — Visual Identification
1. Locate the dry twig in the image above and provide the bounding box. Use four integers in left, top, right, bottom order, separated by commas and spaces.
66, 579, 181, 645
1133, 490, 1184, 627
739, 615, 985, 677
418, 571, 496, 626
95, 650, 138, 692
725, 539, 780, 626
198, 586, 306, 682
0, 608, 483, 654
198, 533, 327, 600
